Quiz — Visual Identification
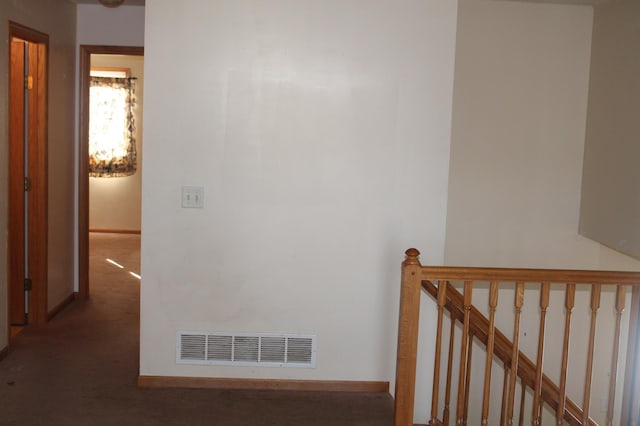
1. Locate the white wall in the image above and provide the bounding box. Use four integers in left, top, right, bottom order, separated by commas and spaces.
580, 0, 640, 260
444, 1, 640, 424
89, 54, 144, 232
0, 0, 77, 348
140, 0, 458, 411
76, 5, 145, 47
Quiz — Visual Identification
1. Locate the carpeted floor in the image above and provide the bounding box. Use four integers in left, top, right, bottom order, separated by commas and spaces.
0, 233, 393, 426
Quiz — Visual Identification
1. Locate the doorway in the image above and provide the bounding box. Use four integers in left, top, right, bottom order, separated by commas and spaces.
8, 22, 49, 331
78, 45, 144, 298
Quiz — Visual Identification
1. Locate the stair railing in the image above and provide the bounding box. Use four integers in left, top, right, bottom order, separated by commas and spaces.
394, 248, 640, 426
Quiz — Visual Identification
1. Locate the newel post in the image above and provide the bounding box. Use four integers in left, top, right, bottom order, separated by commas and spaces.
394, 248, 423, 426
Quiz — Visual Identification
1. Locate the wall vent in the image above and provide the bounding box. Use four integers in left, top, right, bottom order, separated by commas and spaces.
177, 331, 316, 368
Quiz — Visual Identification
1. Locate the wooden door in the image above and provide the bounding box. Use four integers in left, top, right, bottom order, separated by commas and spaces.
8, 22, 48, 327
8, 38, 26, 325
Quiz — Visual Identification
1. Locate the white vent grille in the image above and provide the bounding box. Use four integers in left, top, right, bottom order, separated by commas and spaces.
180, 334, 206, 360
177, 331, 317, 368
287, 337, 313, 364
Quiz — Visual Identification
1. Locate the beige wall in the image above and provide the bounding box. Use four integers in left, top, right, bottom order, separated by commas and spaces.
579, 0, 640, 259
141, 3, 458, 418
445, 0, 640, 271
0, 1, 76, 349
76, 5, 144, 47
444, 0, 640, 423
89, 54, 144, 232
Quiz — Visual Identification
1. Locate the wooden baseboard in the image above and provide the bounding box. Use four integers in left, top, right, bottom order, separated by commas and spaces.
47, 292, 77, 322
138, 376, 389, 393
0, 344, 9, 362
90, 229, 141, 235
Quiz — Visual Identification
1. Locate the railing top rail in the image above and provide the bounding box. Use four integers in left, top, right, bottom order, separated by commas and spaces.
403, 249, 640, 285
420, 266, 640, 285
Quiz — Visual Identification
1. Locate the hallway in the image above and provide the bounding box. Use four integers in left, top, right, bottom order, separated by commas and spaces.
0, 233, 393, 425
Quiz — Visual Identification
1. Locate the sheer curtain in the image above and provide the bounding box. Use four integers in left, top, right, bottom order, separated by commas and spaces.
89, 76, 137, 177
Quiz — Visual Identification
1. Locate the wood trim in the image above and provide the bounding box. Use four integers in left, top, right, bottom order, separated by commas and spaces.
8, 21, 48, 42
78, 46, 90, 298
137, 376, 390, 393
393, 249, 423, 426
422, 265, 640, 285
78, 45, 144, 300
0, 345, 8, 362
90, 66, 131, 78
89, 229, 141, 235
46, 292, 77, 322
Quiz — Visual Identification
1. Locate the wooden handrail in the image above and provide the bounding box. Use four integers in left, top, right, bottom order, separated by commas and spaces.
420, 266, 640, 285
393, 249, 640, 425
421, 279, 596, 426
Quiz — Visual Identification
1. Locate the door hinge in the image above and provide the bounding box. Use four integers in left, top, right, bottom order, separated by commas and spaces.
24, 278, 33, 291
25, 75, 33, 90
24, 177, 31, 192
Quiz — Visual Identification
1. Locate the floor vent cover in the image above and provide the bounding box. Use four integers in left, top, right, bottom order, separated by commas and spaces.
177, 331, 316, 368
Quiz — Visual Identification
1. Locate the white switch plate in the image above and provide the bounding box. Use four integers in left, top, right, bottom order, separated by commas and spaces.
182, 186, 204, 209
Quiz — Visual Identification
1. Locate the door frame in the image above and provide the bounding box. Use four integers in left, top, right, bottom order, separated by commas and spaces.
8, 21, 49, 326
78, 45, 144, 299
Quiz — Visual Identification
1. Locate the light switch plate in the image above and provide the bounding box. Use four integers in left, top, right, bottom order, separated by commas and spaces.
182, 186, 204, 209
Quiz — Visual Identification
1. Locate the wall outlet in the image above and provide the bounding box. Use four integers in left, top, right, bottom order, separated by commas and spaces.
182, 186, 204, 209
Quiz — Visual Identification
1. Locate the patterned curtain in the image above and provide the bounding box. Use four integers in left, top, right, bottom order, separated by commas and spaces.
89, 76, 137, 177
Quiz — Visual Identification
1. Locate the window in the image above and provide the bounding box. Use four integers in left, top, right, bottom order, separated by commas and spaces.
89, 67, 137, 177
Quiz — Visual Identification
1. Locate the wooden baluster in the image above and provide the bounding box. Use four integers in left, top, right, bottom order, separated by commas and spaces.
501, 362, 509, 426
507, 282, 525, 426
463, 331, 474, 425
557, 283, 576, 425
456, 281, 473, 425
632, 357, 640, 426
606, 285, 626, 426
519, 381, 526, 426
444, 311, 456, 425
532, 282, 550, 426
583, 284, 601, 424
431, 280, 449, 424
622, 287, 640, 426
393, 248, 423, 426
481, 281, 500, 425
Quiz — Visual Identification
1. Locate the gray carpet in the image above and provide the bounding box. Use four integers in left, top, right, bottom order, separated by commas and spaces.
0, 233, 393, 425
